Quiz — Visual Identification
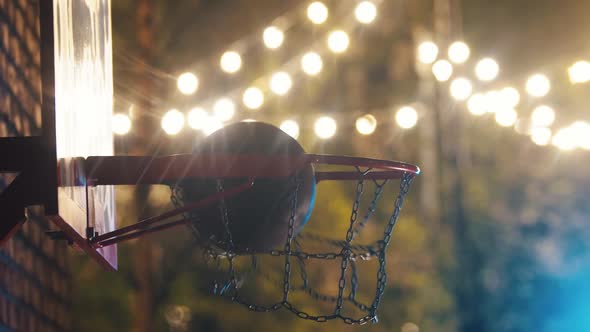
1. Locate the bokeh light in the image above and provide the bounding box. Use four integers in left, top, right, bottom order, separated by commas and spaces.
187, 107, 208, 130
395, 106, 418, 129
417, 41, 438, 64
327, 30, 350, 53
112, 113, 131, 135
314, 116, 337, 139
201, 116, 223, 136
161, 109, 185, 135
467, 93, 487, 115
552, 127, 577, 150
569, 121, 590, 150
213, 98, 235, 122
448, 41, 470, 64
270, 71, 293, 95
526, 74, 551, 97
176, 72, 199, 95
495, 108, 518, 127
355, 114, 377, 135
568, 60, 590, 84
263, 26, 284, 49
307, 1, 328, 24
220, 51, 242, 73
530, 127, 552, 146
449, 77, 473, 101
531, 105, 555, 127
242, 87, 264, 110
354, 1, 377, 24
279, 120, 300, 139
499, 87, 520, 108
301, 52, 323, 76
432, 59, 453, 82
475, 58, 499, 81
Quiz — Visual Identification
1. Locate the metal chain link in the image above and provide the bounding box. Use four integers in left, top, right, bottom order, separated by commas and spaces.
169, 171, 416, 325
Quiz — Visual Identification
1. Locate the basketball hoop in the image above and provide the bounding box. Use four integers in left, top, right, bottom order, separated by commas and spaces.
85, 153, 419, 325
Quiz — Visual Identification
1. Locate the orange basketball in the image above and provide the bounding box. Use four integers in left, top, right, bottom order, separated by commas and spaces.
178, 122, 316, 252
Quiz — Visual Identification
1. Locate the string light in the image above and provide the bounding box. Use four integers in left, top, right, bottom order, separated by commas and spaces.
112, 113, 131, 135
495, 108, 518, 127
177, 72, 199, 95
530, 127, 552, 146
314, 116, 337, 139
467, 93, 487, 115
327, 30, 350, 53
263, 26, 284, 49
432, 59, 453, 82
531, 105, 555, 127
395, 106, 418, 129
417, 41, 438, 64
355, 114, 377, 135
220, 51, 242, 73
242, 87, 264, 110
187, 107, 208, 130
301, 52, 323, 76
307, 1, 328, 24
526, 74, 550, 97
569, 121, 590, 150
202, 116, 223, 136
279, 120, 300, 139
449, 77, 473, 101
568, 60, 590, 84
355, 1, 377, 24
448, 41, 470, 64
475, 58, 499, 81
270, 72, 293, 95
161, 109, 185, 135
552, 127, 577, 151
213, 98, 235, 122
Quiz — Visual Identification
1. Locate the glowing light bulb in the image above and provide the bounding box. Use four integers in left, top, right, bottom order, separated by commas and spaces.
263, 26, 284, 49
187, 107, 208, 130
417, 41, 438, 64
432, 59, 453, 82
530, 127, 552, 146
568, 60, 590, 84
552, 127, 577, 151
355, 1, 377, 24
242, 87, 264, 110
301, 52, 323, 76
270, 71, 293, 95
495, 108, 518, 127
112, 113, 131, 135
395, 106, 418, 129
161, 109, 184, 135
449, 77, 473, 101
355, 114, 377, 135
475, 58, 499, 81
327, 30, 349, 53
531, 105, 555, 127
314, 116, 337, 139
569, 121, 590, 150
526, 74, 550, 97
448, 41, 470, 64
280, 120, 300, 139
307, 1, 328, 24
467, 93, 487, 116
213, 98, 235, 122
220, 51, 242, 73
177, 72, 199, 95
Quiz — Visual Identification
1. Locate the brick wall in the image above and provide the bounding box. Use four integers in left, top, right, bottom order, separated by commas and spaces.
0, 0, 71, 331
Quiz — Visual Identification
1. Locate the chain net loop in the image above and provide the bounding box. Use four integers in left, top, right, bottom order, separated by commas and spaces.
170, 168, 415, 325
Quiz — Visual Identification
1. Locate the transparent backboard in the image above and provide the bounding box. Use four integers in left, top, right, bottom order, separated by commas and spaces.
51, 0, 116, 269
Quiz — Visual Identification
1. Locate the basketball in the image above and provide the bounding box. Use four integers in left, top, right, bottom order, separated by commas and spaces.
177, 122, 316, 252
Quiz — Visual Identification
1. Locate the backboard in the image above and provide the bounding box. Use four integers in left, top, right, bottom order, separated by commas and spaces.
47, 0, 117, 270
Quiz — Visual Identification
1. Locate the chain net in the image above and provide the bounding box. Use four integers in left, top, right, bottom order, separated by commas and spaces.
170, 167, 415, 325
